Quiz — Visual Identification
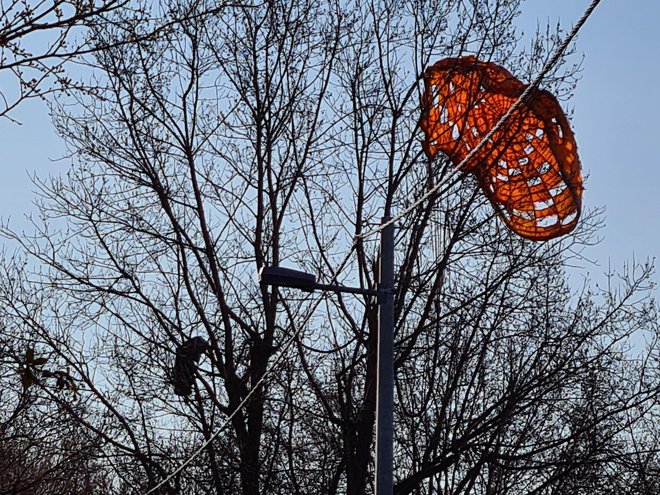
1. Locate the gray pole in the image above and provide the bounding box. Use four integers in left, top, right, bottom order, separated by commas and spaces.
376, 216, 395, 495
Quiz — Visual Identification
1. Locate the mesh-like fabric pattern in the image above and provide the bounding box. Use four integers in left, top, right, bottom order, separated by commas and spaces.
420, 56, 583, 241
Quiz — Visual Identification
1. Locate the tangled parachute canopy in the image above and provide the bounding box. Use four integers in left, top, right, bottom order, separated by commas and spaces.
420, 56, 583, 241
173, 336, 209, 397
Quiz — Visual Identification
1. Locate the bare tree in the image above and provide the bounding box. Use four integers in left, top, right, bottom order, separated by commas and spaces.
0, 333, 111, 493
0, 0, 127, 118
0, 0, 254, 119
0, 0, 657, 494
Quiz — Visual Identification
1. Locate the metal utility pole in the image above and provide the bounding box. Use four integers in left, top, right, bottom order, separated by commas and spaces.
258, 215, 396, 494
375, 216, 395, 495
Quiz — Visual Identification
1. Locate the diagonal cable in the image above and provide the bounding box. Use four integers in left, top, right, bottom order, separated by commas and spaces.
358, 0, 602, 239
145, 296, 324, 494
146, 1, 602, 491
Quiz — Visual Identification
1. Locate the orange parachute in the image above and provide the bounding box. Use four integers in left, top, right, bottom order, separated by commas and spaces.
420, 56, 583, 241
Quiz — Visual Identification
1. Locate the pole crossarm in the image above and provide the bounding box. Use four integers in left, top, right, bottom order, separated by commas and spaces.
259, 265, 381, 297
313, 282, 379, 297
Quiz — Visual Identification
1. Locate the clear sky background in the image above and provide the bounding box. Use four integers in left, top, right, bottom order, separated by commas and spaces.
519, 0, 660, 290
1, 0, 658, 289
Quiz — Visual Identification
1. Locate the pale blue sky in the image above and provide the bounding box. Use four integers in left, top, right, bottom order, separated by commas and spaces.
520, 1, 660, 287
1, 0, 658, 288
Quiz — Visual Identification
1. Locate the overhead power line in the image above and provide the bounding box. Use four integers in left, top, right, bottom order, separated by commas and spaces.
359, 0, 602, 239
145, 297, 323, 494
146, 0, 602, 491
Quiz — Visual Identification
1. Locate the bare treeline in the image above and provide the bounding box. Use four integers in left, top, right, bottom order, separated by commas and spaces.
0, 0, 657, 494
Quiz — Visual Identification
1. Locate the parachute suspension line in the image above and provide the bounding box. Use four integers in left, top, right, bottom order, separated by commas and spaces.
428, 159, 448, 327
433, 184, 450, 325
431, 177, 442, 321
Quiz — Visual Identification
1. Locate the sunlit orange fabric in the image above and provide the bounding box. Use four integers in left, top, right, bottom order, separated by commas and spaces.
420, 56, 583, 241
